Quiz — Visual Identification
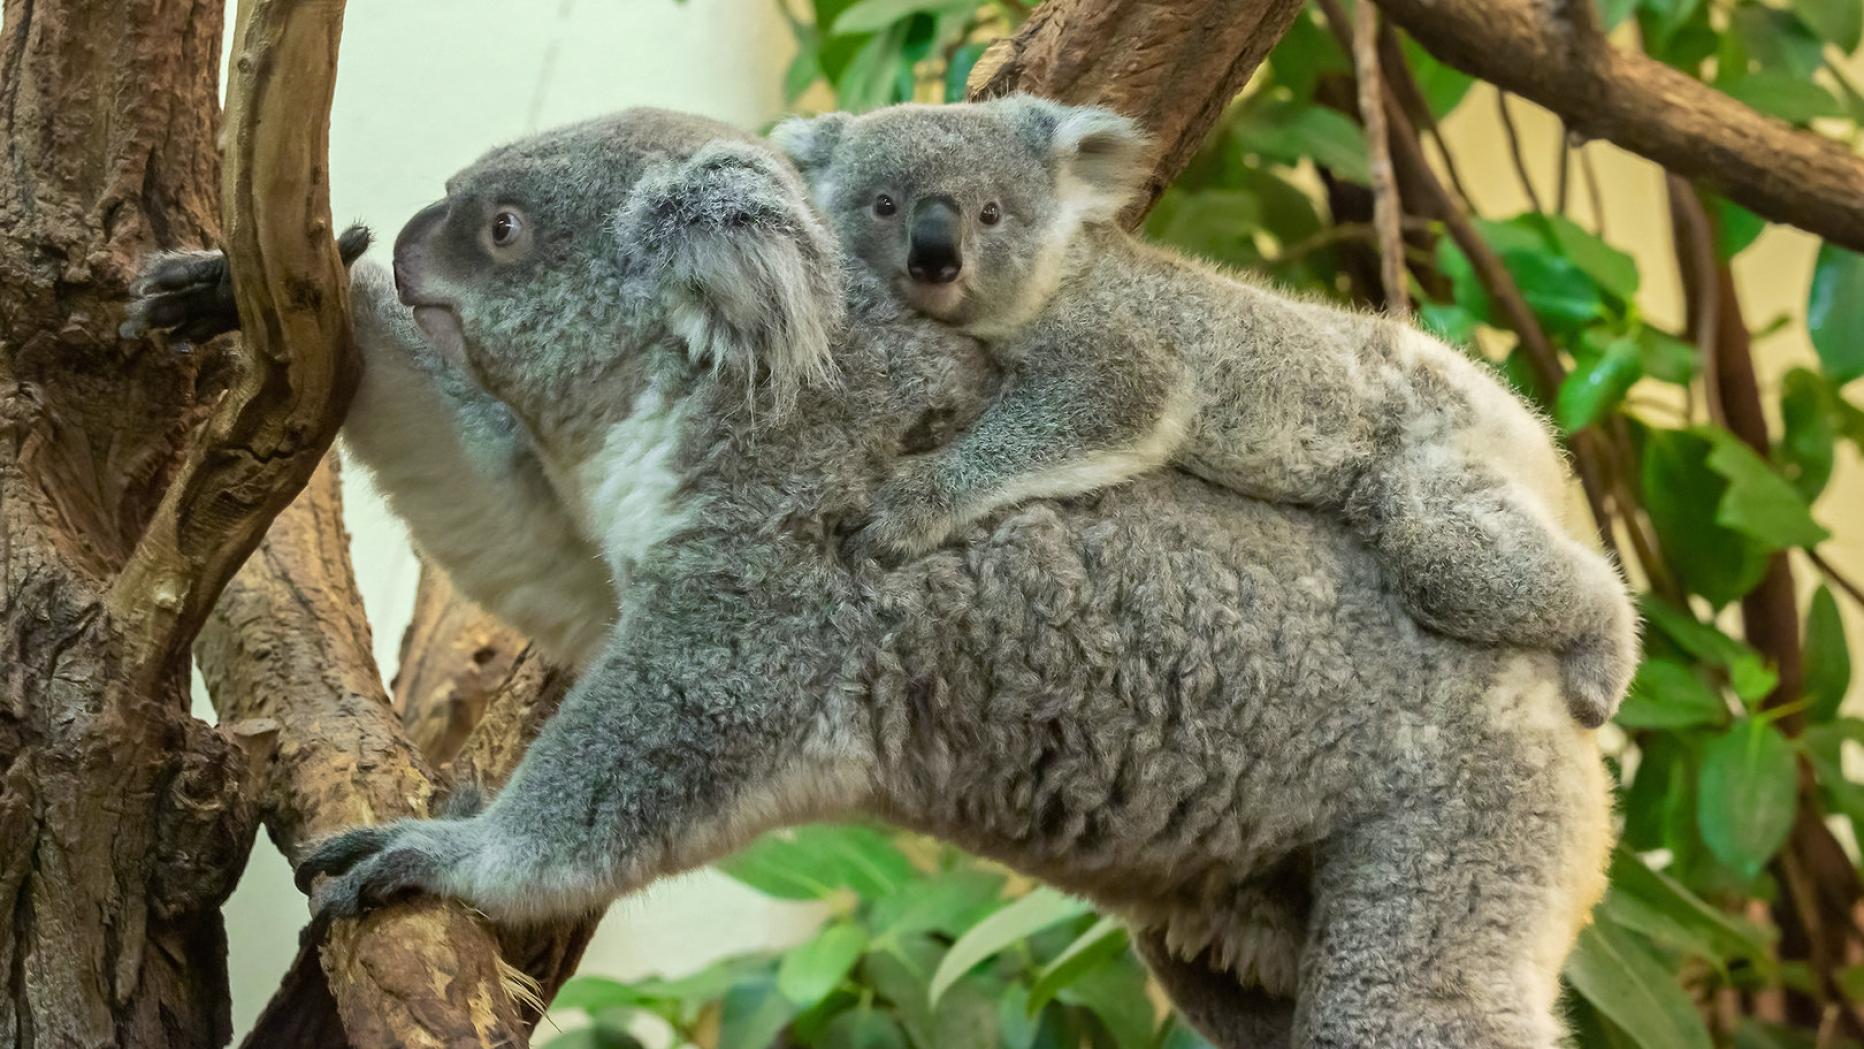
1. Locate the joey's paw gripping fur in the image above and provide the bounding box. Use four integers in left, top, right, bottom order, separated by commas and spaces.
855, 466, 959, 560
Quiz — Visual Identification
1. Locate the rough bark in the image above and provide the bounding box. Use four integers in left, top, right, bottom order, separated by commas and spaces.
196, 458, 534, 1048
0, 1, 257, 1046
108, 0, 358, 693
395, 566, 530, 765
968, 0, 1307, 226
1374, 0, 1864, 252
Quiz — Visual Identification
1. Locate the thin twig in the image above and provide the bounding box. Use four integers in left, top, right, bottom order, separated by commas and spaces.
1667, 177, 1726, 429
1808, 548, 1864, 611
1578, 138, 1608, 238
1554, 120, 1572, 215
1495, 90, 1545, 213
1354, 4, 1409, 312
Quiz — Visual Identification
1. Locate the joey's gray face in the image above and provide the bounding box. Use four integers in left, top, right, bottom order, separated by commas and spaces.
774, 97, 1150, 335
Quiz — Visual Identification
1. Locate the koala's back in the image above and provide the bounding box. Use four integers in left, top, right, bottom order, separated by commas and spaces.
1046, 228, 1570, 518
864, 474, 1611, 1000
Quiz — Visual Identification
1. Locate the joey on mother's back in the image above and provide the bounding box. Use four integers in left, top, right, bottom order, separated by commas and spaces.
126, 109, 1611, 1049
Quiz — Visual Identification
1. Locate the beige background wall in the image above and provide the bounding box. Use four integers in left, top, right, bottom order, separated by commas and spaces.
143, 3, 1860, 1039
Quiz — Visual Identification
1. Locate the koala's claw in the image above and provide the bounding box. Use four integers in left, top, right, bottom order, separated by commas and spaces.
854, 473, 959, 561
119, 224, 373, 344
295, 822, 447, 919
293, 824, 395, 894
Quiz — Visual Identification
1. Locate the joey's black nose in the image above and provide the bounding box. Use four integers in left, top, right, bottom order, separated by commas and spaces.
908, 195, 963, 285
393, 199, 451, 301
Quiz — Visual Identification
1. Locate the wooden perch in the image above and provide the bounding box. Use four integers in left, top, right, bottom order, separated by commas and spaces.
396, 566, 533, 765
1374, 0, 1864, 252
106, 0, 358, 687
196, 458, 534, 1048
970, 0, 1307, 226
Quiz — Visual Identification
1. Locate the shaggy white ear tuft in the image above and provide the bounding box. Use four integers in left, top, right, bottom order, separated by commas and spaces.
769, 112, 852, 182
616, 142, 846, 410
1002, 95, 1152, 225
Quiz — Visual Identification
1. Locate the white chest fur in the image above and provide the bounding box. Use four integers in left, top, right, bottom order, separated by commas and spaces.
572, 384, 692, 580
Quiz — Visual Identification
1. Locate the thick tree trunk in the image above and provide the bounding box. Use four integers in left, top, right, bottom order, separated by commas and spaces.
0, 1, 255, 1046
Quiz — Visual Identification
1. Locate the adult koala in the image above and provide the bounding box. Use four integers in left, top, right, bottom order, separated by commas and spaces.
126, 109, 1610, 1048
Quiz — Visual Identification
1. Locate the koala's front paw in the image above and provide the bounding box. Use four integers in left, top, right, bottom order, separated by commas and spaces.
854, 467, 960, 561
120, 225, 372, 345
294, 819, 451, 919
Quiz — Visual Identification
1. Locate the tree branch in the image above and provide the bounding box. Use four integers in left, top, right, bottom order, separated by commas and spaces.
395, 565, 531, 765
107, 0, 358, 691
1352, 4, 1409, 313
968, 0, 1307, 226
1374, 0, 1864, 252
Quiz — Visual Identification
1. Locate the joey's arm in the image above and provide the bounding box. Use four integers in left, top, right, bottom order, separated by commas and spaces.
123, 230, 617, 667
860, 333, 1186, 558
295, 564, 871, 922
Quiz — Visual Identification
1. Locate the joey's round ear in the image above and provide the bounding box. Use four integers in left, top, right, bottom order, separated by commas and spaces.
769, 112, 852, 182
999, 94, 1152, 224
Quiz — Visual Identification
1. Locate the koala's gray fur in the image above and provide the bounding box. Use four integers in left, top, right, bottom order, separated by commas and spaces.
127, 109, 1611, 1048
772, 96, 1640, 729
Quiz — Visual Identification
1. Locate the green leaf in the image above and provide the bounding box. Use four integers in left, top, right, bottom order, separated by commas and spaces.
554, 977, 648, 1015
832, 0, 967, 34
719, 976, 801, 1049
1639, 0, 1705, 52
1147, 188, 1263, 267
929, 889, 1091, 1005
1400, 34, 1475, 118
1709, 196, 1768, 259
819, 1008, 911, 1049
1697, 719, 1799, 878
1722, 72, 1845, 123
1268, 13, 1349, 99
1639, 596, 1779, 700
778, 923, 869, 1008
1535, 215, 1640, 300
1233, 100, 1370, 184
1615, 659, 1728, 729
721, 825, 917, 901
540, 1026, 646, 1049
1794, 0, 1863, 50
784, 35, 824, 104
1557, 337, 1642, 433
1641, 430, 1772, 605
1635, 328, 1702, 385
834, 22, 909, 112
1777, 368, 1838, 500
1605, 848, 1774, 963
1597, 0, 1639, 29
1436, 240, 1497, 327
1732, 5, 1829, 78
944, 41, 987, 103
1418, 302, 1480, 349
1810, 244, 1864, 385
861, 935, 944, 1047
1564, 914, 1714, 1049
1705, 433, 1831, 549
1027, 917, 1128, 1013
870, 868, 1005, 940
1054, 955, 1158, 1049
1805, 586, 1852, 722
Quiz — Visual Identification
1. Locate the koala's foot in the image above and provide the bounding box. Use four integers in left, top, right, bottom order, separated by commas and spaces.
853, 464, 960, 561
293, 817, 462, 919
1558, 628, 1635, 729
120, 225, 372, 343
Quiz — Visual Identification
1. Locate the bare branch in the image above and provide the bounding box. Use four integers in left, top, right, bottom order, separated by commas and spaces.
1494, 91, 1545, 215
395, 565, 530, 765
107, 0, 358, 688
1374, 0, 1864, 251
1353, 4, 1409, 313
968, 0, 1307, 226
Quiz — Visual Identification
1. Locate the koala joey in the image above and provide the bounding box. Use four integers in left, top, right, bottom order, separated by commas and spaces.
127, 110, 1611, 1049
774, 96, 1640, 728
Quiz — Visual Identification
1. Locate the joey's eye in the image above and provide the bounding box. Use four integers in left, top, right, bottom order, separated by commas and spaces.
873, 194, 897, 217
980, 202, 1002, 226
490, 210, 524, 247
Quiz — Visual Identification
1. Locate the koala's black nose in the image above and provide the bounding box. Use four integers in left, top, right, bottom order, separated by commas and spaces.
907, 195, 963, 285
393, 199, 451, 301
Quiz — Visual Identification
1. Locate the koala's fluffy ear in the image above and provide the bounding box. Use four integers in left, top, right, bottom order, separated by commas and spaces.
616, 142, 846, 407
1005, 95, 1151, 224
769, 112, 852, 184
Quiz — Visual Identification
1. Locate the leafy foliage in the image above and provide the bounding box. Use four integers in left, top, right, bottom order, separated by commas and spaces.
567, 0, 1864, 1044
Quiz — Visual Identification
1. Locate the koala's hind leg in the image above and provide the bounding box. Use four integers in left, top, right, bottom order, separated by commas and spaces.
1294, 812, 1573, 1049
1343, 449, 1637, 727
1136, 931, 1295, 1049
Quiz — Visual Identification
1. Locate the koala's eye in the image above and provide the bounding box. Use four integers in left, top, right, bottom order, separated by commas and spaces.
980, 202, 1002, 226
490, 210, 525, 247
873, 194, 897, 218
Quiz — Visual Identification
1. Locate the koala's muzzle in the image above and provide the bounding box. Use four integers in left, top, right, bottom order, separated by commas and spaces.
907, 195, 963, 285
393, 199, 468, 367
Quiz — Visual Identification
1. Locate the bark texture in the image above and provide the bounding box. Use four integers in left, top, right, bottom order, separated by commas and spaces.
969, 0, 1307, 226
1375, 0, 1864, 252
0, 1, 254, 1046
